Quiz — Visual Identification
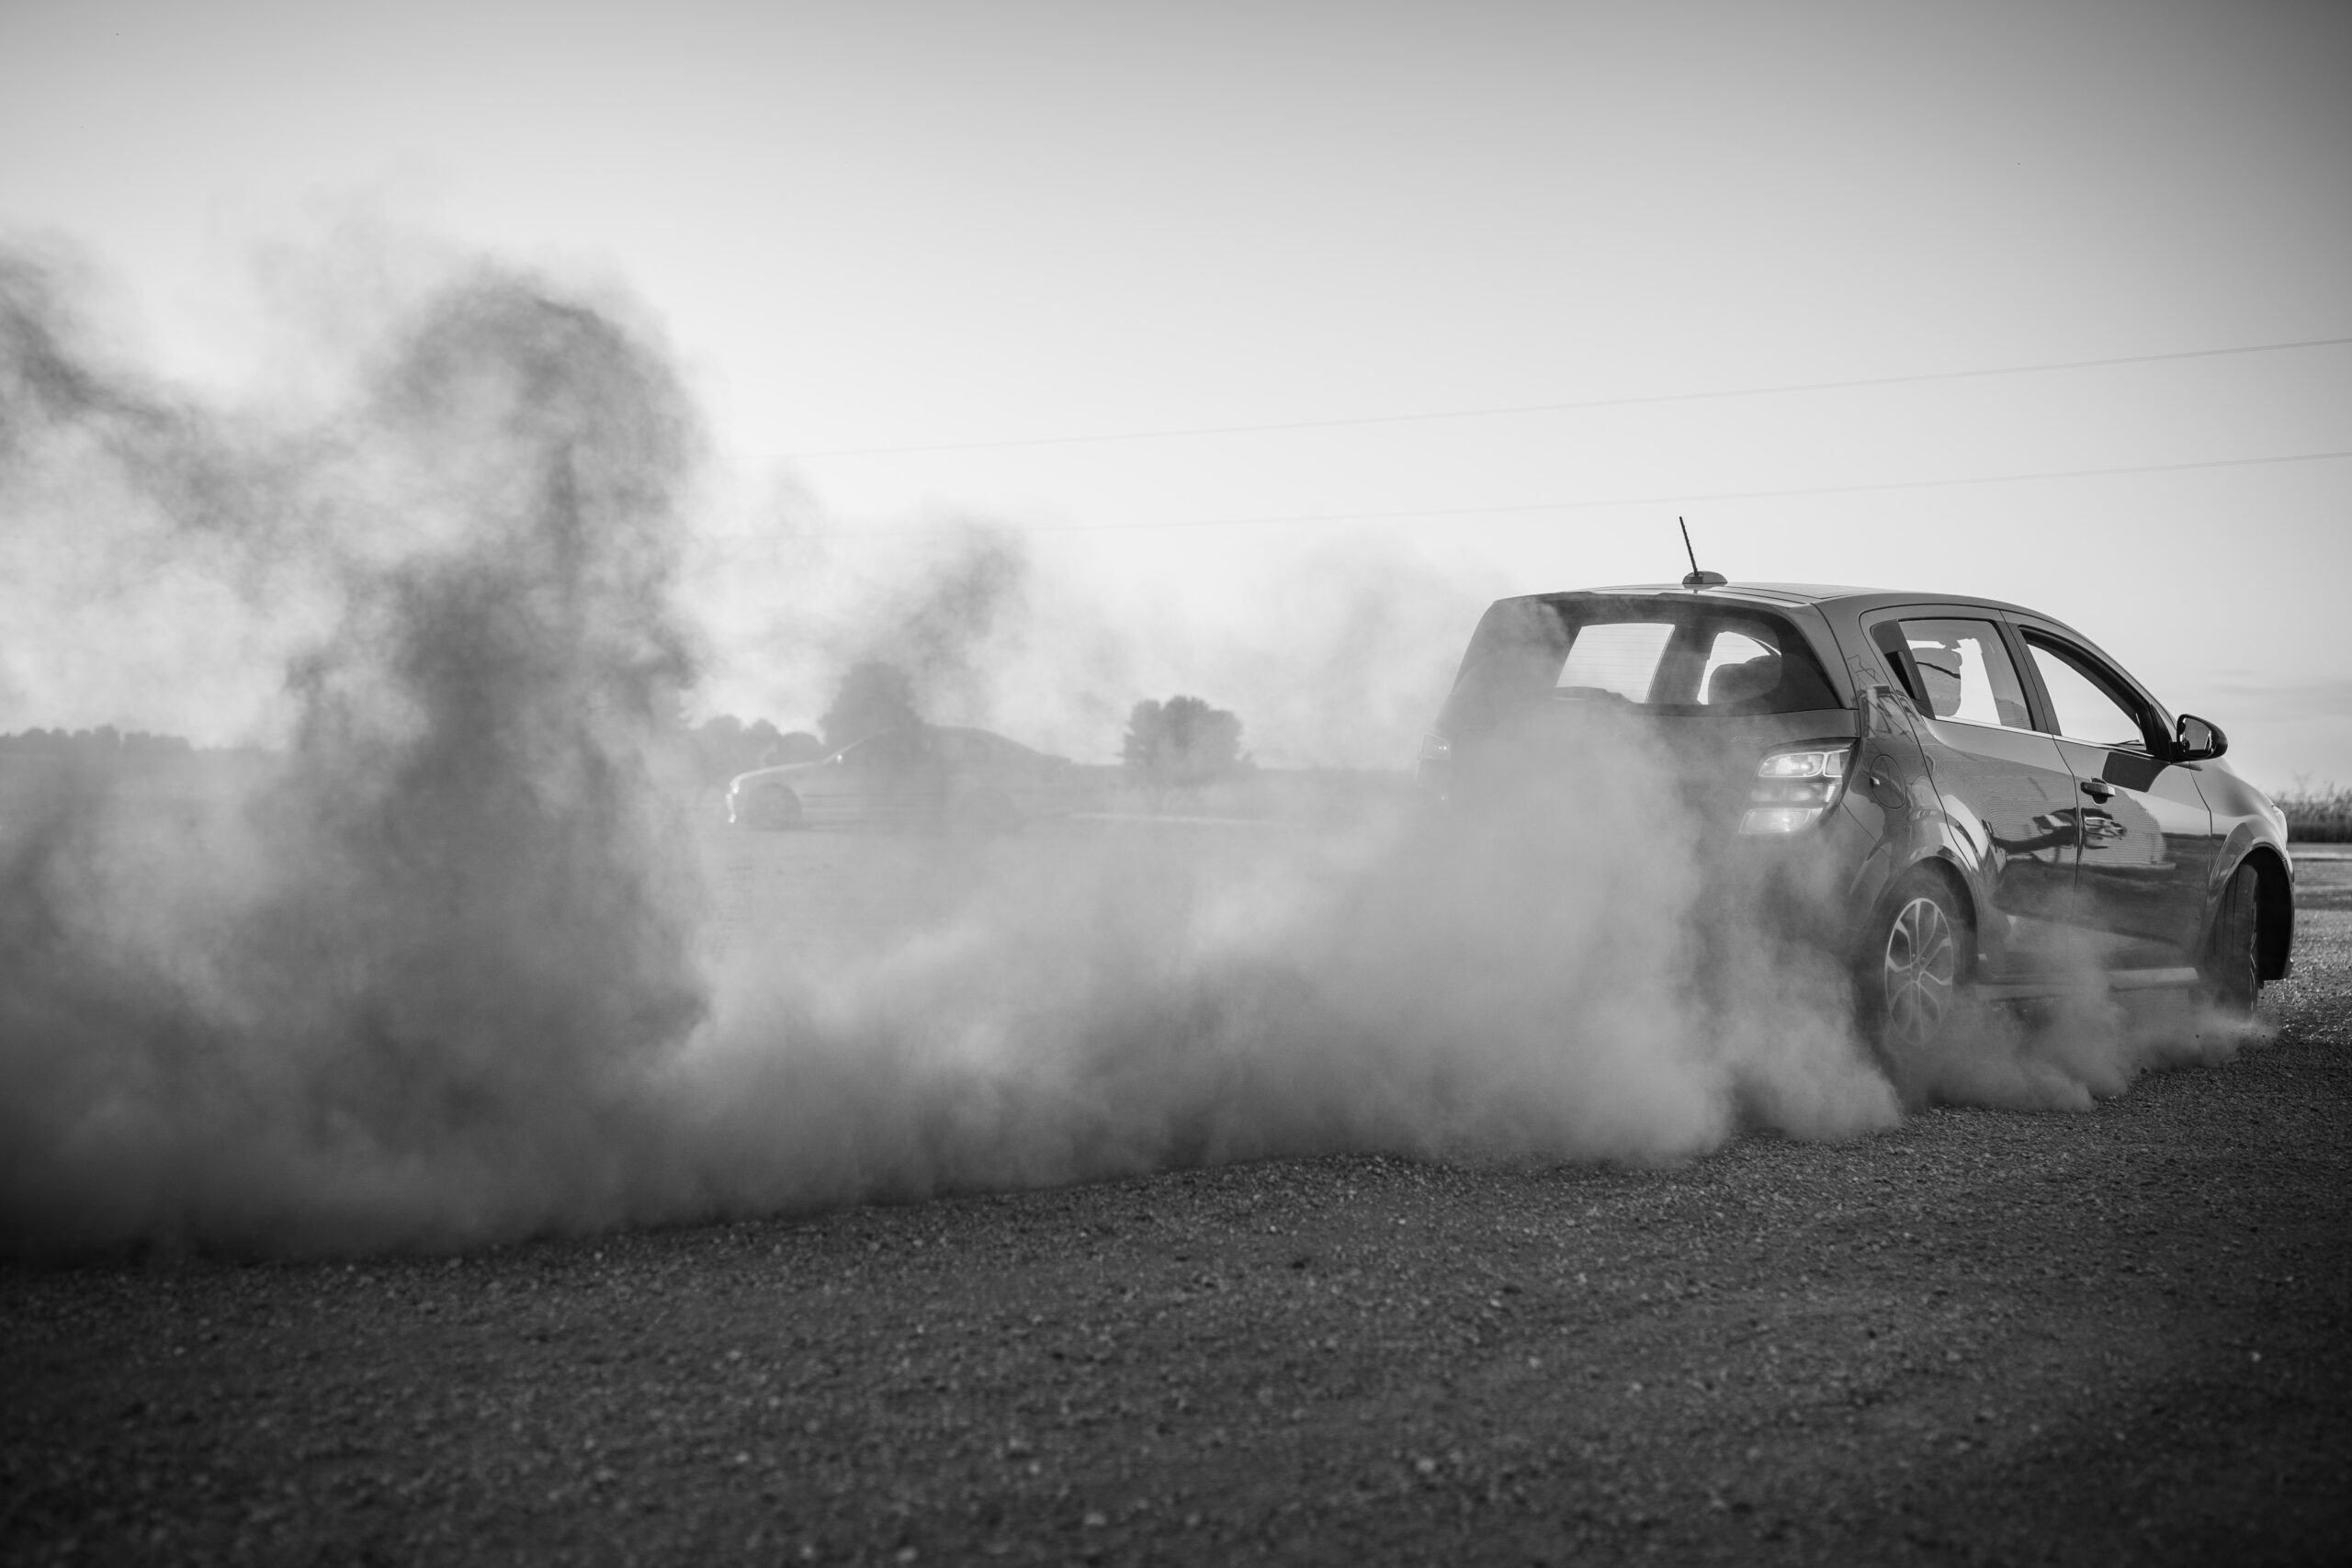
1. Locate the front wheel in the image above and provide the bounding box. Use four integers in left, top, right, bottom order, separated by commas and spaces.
2200, 864, 2262, 1020
735, 784, 803, 830
1860, 872, 1971, 1078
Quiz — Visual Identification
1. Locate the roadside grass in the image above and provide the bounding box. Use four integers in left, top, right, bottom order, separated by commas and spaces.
2278, 782, 2352, 843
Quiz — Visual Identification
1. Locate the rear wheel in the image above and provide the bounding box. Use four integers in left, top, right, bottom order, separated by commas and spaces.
1861, 872, 1971, 1077
2201, 863, 2262, 1020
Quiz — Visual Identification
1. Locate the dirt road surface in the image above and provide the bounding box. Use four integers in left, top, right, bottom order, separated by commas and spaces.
5, 842, 2347, 1566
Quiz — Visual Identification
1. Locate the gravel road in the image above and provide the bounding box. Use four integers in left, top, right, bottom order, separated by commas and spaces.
5, 852, 2347, 1566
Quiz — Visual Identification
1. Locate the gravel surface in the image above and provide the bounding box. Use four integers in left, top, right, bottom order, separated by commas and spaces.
5, 857, 2347, 1566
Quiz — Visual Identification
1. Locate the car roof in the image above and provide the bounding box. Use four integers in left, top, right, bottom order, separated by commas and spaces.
1535, 581, 2051, 620
883, 724, 1046, 758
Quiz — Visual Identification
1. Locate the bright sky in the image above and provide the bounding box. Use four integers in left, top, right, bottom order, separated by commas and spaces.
4, 0, 2348, 779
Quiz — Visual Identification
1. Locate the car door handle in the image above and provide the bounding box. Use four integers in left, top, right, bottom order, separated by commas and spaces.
2079, 779, 2115, 802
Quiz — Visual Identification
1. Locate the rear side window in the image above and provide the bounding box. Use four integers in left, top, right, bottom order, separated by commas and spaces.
1887, 617, 2032, 728
1442, 596, 1839, 731
1556, 622, 1676, 700
849, 731, 933, 766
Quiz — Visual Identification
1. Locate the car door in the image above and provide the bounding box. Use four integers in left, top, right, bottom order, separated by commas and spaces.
937, 730, 992, 813
2010, 619, 2216, 970
794, 744, 866, 826
1860, 608, 2081, 980
857, 729, 948, 825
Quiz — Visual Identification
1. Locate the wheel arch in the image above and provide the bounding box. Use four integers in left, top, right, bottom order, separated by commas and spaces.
1871, 852, 1981, 979
739, 780, 804, 829
2233, 844, 2294, 982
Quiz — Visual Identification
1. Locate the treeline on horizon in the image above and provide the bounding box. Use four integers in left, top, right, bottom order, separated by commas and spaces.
11, 719, 2346, 837
2281, 783, 2352, 842
0, 718, 805, 784
0, 659, 1261, 790
0, 727, 203, 757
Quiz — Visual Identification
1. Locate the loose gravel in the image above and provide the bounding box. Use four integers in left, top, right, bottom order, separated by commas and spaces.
5, 863, 2347, 1566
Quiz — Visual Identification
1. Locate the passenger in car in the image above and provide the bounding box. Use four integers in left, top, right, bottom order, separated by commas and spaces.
1705, 652, 1782, 707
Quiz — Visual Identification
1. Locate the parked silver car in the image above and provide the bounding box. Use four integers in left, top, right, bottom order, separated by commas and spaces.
727, 726, 1076, 832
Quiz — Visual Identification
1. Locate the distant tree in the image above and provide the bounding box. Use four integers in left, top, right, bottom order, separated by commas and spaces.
1122, 695, 1245, 795
683, 716, 832, 782
820, 660, 921, 750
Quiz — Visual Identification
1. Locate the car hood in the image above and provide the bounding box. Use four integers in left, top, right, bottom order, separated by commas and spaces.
728, 761, 830, 791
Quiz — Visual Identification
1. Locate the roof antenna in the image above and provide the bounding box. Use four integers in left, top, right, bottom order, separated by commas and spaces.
1679, 516, 1725, 587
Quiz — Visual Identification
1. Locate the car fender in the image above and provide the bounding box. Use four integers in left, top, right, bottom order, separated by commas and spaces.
2192, 761, 2295, 980
1865, 806, 1990, 972
1872, 847, 1984, 968
1830, 685, 1966, 952
2207, 831, 2296, 982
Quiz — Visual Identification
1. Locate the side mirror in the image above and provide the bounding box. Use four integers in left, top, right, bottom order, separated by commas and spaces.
2175, 714, 2226, 762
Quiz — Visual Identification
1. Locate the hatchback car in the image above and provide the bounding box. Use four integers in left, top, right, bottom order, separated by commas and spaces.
1416, 581, 2294, 1066
727, 724, 1076, 831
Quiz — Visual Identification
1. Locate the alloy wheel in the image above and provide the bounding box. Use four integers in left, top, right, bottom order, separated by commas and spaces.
1882, 895, 1958, 1054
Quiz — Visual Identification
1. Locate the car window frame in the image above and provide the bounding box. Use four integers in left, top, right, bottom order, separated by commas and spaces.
2005, 617, 2174, 759
1437, 593, 1849, 731
1858, 605, 2047, 739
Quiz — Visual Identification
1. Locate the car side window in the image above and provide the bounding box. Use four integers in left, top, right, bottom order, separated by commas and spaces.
1555, 621, 1677, 701
1893, 618, 2032, 728
2024, 635, 2151, 751
857, 732, 927, 767
1699, 630, 1777, 706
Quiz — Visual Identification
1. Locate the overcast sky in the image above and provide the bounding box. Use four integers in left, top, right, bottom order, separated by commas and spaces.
3, 0, 2347, 778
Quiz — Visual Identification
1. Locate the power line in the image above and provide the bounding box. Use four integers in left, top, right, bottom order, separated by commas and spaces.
788, 446, 2352, 541
786, 333, 2352, 457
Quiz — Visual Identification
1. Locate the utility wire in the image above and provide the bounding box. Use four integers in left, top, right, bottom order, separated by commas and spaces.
786, 333, 2352, 457
790, 446, 2352, 541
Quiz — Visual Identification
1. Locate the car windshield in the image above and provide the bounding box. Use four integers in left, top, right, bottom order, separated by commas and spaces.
1439, 595, 1840, 733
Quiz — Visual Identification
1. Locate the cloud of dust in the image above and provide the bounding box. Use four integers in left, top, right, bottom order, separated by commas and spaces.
673, 705, 1900, 1219
0, 244, 2251, 1258
2, 251, 707, 1252
683, 500, 1488, 769
1889, 942, 2263, 1113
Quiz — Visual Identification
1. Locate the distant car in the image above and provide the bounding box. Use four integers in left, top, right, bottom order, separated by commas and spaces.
727, 725, 1075, 832
1417, 581, 2295, 1067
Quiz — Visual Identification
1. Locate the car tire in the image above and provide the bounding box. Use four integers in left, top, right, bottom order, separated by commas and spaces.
1860, 870, 1972, 1077
737, 785, 803, 831
2200, 863, 2262, 1020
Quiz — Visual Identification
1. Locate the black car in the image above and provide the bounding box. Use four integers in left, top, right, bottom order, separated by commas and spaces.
1417, 581, 2294, 1067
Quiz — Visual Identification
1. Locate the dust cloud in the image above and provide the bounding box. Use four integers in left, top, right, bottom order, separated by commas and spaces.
1894, 987, 2260, 1113
677, 711, 1897, 1220
0, 248, 2238, 1258
2, 251, 705, 1252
